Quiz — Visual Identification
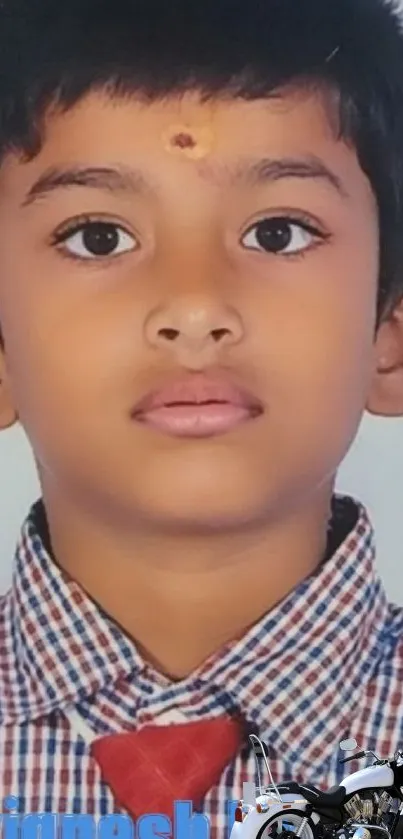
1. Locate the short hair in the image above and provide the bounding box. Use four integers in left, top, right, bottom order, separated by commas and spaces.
1, 0, 403, 326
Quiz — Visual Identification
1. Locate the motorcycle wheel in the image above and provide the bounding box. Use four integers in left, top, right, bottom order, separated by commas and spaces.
256, 809, 316, 839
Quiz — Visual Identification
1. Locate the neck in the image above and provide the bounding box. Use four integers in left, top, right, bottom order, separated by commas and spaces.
40, 484, 334, 680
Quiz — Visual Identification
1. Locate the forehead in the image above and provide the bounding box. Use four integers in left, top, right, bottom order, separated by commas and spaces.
41, 88, 340, 162
0, 89, 373, 207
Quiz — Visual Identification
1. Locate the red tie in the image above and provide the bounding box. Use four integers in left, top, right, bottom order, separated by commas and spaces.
90, 716, 242, 818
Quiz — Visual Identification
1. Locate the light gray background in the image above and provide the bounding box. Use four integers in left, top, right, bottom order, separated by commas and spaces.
0, 413, 402, 601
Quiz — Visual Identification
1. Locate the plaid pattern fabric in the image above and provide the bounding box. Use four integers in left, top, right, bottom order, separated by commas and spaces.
0, 494, 402, 839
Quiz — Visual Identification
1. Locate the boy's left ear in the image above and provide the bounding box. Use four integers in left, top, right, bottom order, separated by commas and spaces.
367, 297, 403, 417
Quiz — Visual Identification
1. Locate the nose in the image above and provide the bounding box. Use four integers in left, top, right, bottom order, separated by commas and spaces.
144, 295, 244, 361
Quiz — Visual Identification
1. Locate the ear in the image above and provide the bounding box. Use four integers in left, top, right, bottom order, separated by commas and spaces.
367, 298, 403, 417
0, 338, 18, 430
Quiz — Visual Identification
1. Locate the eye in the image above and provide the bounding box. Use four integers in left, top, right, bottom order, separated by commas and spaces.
241, 217, 323, 256
54, 220, 137, 260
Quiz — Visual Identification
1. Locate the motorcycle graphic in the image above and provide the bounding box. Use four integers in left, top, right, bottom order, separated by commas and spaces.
229, 735, 403, 839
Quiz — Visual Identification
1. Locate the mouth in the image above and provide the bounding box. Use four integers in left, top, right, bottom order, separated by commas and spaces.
131, 373, 264, 439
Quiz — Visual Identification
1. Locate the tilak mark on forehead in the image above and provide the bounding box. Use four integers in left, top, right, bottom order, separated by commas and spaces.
162, 123, 215, 160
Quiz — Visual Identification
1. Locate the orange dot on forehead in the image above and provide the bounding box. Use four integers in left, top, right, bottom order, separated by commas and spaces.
162, 123, 215, 159
171, 132, 197, 149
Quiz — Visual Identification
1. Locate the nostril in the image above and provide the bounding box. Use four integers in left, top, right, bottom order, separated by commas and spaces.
211, 328, 231, 343
156, 327, 233, 344
158, 328, 180, 341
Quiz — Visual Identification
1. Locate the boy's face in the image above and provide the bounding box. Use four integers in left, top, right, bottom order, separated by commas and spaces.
0, 90, 380, 530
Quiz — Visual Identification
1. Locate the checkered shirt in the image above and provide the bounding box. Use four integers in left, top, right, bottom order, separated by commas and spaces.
0, 494, 402, 839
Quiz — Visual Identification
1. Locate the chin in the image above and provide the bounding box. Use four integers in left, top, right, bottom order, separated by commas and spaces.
132, 480, 270, 534
99, 444, 278, 532
140, 506, 261, 535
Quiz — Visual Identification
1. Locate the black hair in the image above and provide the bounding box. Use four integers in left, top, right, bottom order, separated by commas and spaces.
1, 0, 403, 329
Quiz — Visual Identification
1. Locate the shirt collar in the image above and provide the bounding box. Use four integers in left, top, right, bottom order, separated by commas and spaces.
1, 494, 390, 776
198, 495, 390, 776
2, 503, 143, 722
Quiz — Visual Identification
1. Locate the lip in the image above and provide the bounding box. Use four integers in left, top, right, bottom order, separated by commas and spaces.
131, 373, 264, 438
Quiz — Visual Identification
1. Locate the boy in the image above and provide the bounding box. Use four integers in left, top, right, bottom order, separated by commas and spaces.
0, 0, 403, 835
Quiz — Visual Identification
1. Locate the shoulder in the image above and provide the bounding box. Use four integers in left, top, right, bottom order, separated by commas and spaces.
355, 600, 403, 751
366, 599, 403, 713
0, 585, 11, 648
0, 587, 17, 724
381, 600, 403, 667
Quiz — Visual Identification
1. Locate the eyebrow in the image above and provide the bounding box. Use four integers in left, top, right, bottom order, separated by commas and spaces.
230, 155, 348, 197
21, 165, 153, 207
21, 155, 348, 208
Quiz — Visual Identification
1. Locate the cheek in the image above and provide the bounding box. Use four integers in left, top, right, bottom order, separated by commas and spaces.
1, 288, 144, 462
250, 248, 378, 460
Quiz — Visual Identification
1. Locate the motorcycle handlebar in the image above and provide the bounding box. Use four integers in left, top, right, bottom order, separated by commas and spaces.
339, 750, 367, 765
